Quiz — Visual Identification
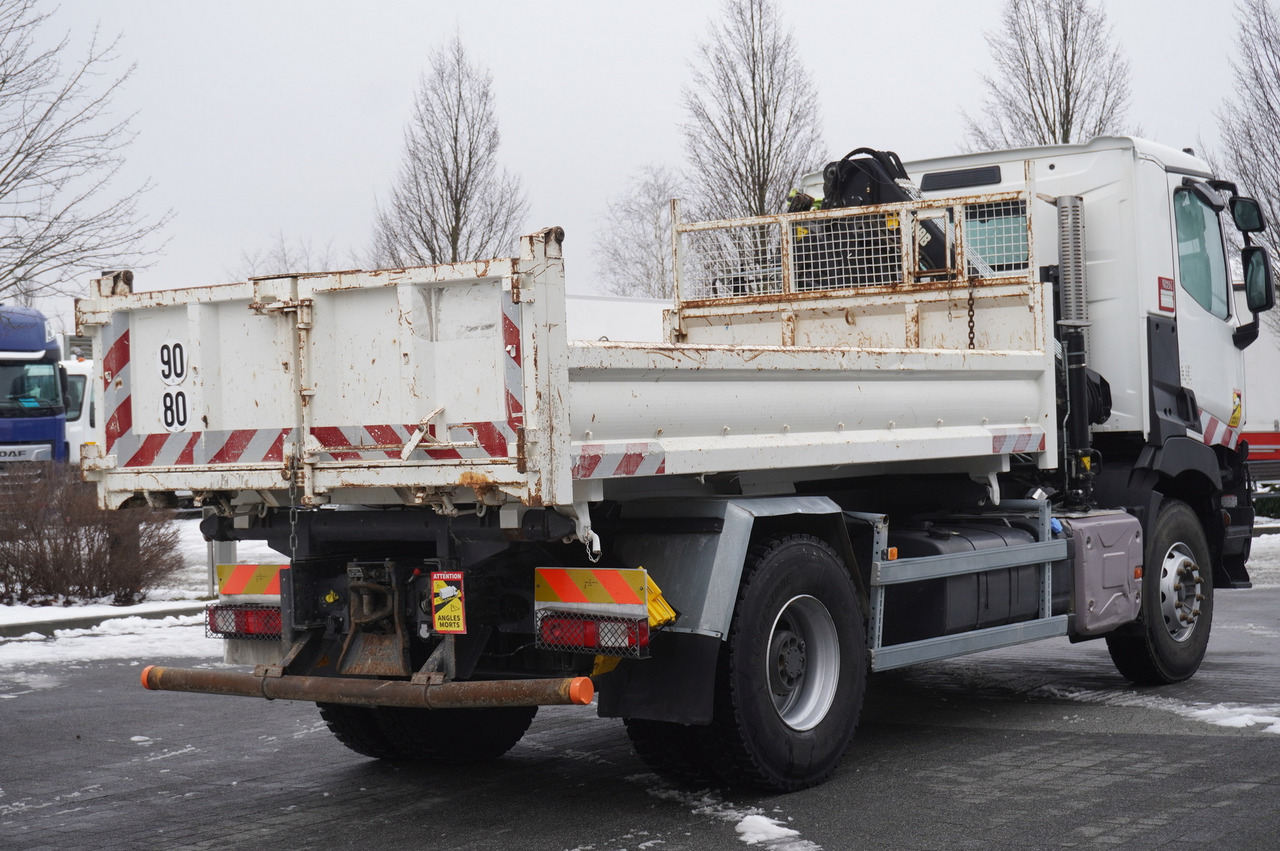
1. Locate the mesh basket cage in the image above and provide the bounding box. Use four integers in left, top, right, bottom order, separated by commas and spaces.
535, 609, 649, 658
205, 603, 282, 640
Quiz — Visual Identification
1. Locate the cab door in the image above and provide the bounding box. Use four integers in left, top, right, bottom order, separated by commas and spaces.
1168, 179, 1245, 440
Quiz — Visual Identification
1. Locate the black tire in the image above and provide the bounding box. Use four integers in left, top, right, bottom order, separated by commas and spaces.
376, 705, 538, 764
708, 534, 867, 791
316, 702, 400, 759
624, 718, 722, 786
1106, 500, 1214, 684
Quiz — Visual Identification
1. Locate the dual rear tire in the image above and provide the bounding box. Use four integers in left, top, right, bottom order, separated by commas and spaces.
318, 703, 537, 764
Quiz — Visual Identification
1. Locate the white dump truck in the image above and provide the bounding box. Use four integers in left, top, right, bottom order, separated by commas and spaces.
78, 136, 1274, 791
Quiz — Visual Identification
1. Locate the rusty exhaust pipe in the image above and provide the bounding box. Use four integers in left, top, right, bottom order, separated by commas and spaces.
140, 665, 594, 709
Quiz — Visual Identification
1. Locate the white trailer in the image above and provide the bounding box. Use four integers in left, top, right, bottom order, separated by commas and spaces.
80, 137, 1275, 791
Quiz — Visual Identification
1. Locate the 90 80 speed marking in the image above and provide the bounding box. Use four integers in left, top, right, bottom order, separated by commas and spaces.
158, 338, 190, 432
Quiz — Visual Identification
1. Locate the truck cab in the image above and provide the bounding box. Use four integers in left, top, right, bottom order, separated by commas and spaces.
0, 305, 69, 472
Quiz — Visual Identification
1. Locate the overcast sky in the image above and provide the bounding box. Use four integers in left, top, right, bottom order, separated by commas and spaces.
43, 0, 1240, 332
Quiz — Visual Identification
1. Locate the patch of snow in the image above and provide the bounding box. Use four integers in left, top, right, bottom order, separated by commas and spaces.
0, 617, 218, 671
1245, 533, 1280, 587
1032, 683, 1280, 735
735, 814, 802, 845
641, 779, 821, 850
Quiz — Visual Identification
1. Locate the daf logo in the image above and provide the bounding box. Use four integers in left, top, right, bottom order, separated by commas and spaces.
0, 450, 24, 459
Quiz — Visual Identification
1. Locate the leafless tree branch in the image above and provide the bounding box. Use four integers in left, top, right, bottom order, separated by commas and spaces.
1215, 0, 1280, 338
681, 0, 825, 221
593, 164, 681, 298
371, 35, 528, 267
0, 0, 169, 300
962, 0, 1132, 149
230, 231, 340, 280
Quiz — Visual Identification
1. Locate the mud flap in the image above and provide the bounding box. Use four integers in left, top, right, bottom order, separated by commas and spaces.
593, 631, 721, 725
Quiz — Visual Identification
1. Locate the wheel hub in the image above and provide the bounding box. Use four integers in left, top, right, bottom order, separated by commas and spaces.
1158, 542, 1202, 643
765, 595, 840, 732
770, 631, 807, 694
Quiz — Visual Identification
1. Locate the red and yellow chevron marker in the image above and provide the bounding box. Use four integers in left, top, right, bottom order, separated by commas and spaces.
535, 567, 646, 607
216, 564, 287, 597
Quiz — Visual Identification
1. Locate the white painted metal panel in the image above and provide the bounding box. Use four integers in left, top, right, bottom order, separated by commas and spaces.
80, 193, 1057, 512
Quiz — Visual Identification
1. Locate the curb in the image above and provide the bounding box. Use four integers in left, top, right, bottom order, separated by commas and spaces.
0, 601, 208, 639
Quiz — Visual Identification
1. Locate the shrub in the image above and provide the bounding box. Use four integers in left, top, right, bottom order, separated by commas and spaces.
0, 464, 183, 605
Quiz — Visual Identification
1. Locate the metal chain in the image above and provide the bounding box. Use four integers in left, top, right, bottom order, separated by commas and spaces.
967, 279, 977, 350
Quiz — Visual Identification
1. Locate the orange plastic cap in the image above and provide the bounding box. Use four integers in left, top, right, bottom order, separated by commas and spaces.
568, 676, 594, 705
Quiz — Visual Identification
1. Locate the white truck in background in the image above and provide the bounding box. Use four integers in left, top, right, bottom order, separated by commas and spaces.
60, 355, 95, 463
78, 136, 1274, 791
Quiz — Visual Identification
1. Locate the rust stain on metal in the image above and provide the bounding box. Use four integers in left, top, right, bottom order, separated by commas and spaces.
140, 665, 593, 709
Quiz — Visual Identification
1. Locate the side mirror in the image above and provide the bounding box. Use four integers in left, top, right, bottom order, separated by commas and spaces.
1243, 245, 1275, 313
1230, 197, 1268, 233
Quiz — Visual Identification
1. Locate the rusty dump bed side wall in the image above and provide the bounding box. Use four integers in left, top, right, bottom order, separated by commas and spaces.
78, 193, 1056, 513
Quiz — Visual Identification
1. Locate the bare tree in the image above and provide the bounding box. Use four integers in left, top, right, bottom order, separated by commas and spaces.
372, 36, 528, 267
594, 165, 682, 298
681, 0, 825, 221
0, 0, 168, 300
230, 231, 339, 280
963, 0, 1132, 149
1218, 0, 1280, 254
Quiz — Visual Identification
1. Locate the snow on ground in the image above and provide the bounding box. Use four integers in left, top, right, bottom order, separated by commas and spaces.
642, 780, 820, 850
1247, 523, 1280, 587
0, 615, 212, 672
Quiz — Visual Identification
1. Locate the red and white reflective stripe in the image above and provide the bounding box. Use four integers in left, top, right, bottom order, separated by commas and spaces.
115, 428, 294, 468
989, 426, 1046, 454
112, 422, 519, 468
310, 422, 514, 461
1199, 411, 1241, 450
102, 313, 132, 457
501, 294, 525, 432
571, 442, 666, 479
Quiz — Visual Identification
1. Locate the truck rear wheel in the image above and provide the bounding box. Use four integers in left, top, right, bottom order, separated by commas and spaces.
624, 719, 721, 786
1105, 500, 1214, 684
317, 703, 537, 764
316, 703, 400, 759
374, 705, 538, 764
709, 534, 867, 791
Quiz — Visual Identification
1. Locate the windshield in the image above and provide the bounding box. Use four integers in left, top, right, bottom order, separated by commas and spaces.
0, 363, 64, 417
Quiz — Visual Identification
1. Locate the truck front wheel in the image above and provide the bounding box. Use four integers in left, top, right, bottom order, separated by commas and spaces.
1105, 500, 1214, 684
709, 534, 867, 791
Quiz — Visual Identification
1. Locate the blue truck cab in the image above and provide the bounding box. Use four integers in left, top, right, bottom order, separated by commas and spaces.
0, 305, 68, 466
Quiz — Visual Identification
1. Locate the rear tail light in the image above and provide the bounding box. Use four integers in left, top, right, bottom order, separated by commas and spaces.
536, 611, 649, 657
206, 604, 282, 640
